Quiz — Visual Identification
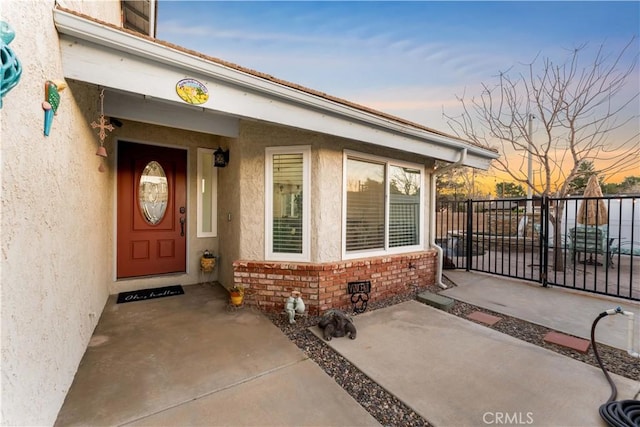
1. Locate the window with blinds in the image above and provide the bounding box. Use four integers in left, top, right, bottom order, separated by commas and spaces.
389, 166, 420, 247
346, 158, 385, 251
272, 153, 303, 254
266, 146, 310, 261
345, 155, 423, 256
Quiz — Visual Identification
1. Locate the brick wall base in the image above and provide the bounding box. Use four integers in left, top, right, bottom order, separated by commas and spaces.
233, 251, 438, 315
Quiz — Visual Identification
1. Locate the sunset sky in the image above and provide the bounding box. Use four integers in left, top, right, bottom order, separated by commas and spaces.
156, 1, 640, 192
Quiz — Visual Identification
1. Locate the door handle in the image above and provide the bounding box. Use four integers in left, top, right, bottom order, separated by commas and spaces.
180, 217, 185, 237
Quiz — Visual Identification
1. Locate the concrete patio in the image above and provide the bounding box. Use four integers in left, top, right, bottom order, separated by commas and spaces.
312, 300, 639, 426
55, 276, 639, 426
54, 283, 378, 426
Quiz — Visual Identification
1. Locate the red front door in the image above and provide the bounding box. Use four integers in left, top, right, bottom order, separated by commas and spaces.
117, 141, 187, 278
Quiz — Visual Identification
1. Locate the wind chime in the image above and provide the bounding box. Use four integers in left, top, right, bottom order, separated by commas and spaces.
91, 89, 114, 172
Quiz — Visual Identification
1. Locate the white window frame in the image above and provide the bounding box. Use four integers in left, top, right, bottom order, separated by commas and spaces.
197, 148, 218, 238
342, 150, 424, 260
265, 146, 311, 262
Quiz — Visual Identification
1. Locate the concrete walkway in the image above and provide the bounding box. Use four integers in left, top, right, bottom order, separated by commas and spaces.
56, 276, 640, 426
442, 270, 640, 351
55, 283, 379, 426
313, 300, 639, 427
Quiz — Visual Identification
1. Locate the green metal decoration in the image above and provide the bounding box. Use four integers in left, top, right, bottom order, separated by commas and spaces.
0, 20, 22, 108
42, 80, 66, 136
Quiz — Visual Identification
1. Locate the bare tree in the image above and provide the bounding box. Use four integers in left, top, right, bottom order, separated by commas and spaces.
444, 38, 639, 269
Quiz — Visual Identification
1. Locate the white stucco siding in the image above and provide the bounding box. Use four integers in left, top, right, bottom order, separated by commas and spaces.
56, 0, 122, 26
236, 120, 435, 264
236, 122, 269, 260
1, 1, 121, 425
216, 136, 240, 289
313, 147, 344, 262
237, 121, 331, 261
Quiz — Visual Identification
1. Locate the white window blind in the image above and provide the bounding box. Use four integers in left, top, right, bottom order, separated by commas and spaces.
389, 166, 420, 247
345, 155, 423, 256
265, 146, 310, 262
272, 153, 303, 254
346, 158, 385, 251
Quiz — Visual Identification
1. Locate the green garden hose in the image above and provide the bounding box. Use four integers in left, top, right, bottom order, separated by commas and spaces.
591, 310, 640, 427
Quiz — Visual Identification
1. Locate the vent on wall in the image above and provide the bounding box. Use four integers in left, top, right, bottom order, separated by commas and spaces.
121, 0, 157, 38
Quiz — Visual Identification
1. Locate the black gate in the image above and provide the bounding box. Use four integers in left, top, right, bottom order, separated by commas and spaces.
435, 196, 639, 301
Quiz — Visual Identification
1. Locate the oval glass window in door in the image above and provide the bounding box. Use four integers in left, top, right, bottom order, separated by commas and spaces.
139, 161, 168, 225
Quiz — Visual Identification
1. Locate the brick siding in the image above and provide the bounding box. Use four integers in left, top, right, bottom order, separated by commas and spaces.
233, 251, 437, 314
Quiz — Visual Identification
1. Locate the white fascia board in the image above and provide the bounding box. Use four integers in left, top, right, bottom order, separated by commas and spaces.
54, 8, 498, 169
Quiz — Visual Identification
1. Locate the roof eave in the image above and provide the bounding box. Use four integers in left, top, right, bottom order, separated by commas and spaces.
53, 7, 498, 169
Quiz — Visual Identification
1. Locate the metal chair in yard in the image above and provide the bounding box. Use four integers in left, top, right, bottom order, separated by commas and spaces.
568, 225, 615, 268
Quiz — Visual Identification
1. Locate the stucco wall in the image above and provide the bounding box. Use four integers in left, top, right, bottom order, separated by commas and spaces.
216, 137, 240, 289
236, 120, 435, 264
237, 120, 340, 261
236, 123, 267, 260
313, 145, 343, 260
55, 0, 122, 25
1, 1, 121, 425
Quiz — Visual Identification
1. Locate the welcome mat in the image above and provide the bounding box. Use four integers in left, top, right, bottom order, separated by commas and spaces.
117, 285, 184, 304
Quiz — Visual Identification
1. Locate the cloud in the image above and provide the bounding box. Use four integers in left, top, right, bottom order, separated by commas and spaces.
158, 3, 638, 148
160, 17, 509, 86
161, 21, 339, 45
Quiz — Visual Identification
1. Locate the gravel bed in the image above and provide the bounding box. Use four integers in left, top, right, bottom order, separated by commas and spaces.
266, 279, 639, 426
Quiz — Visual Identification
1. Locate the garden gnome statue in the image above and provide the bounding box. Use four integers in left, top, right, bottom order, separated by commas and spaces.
285, 290, 305, 324
285, 295, 296, 324
293, 290, 305, 315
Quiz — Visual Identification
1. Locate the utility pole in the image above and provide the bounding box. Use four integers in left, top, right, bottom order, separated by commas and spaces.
526, 114, 534, 214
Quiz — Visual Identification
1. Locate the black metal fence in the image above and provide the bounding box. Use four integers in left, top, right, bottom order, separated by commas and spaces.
435, 196, 639, 301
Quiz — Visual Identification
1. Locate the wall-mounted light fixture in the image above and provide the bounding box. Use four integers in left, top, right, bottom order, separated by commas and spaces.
213, 147, 229, 167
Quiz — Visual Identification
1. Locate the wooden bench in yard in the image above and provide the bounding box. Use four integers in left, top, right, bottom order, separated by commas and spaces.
568, 226, 614, 268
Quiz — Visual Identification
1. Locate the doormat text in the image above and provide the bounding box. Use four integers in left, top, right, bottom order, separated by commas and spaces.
117, 285, 184, 304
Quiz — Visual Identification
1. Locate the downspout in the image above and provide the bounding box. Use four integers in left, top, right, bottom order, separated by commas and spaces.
429, 148, 467, 289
